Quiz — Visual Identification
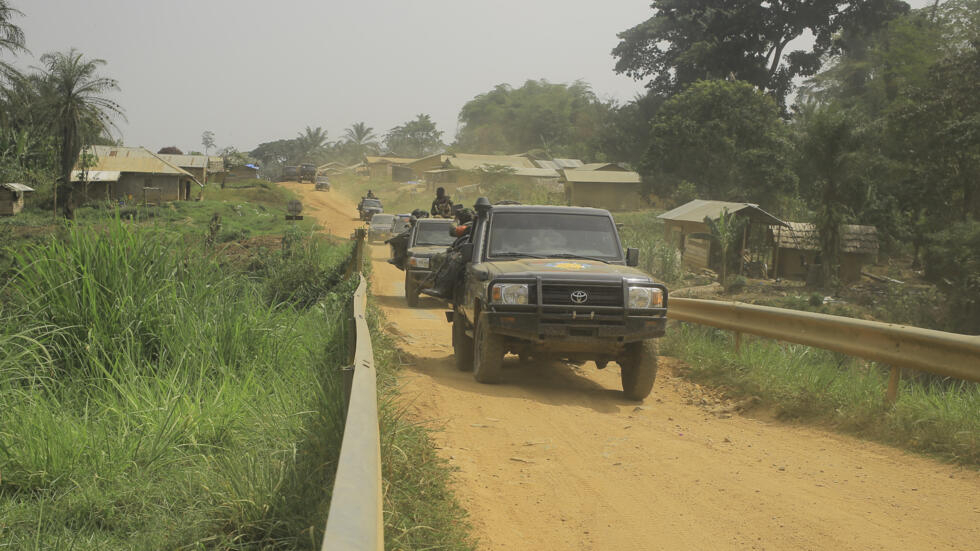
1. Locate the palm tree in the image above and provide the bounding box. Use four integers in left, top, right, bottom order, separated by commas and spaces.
39, 48, 124, 217
343, 121, 379, 161
0, 0, 27, 80
296, 125, 329, 160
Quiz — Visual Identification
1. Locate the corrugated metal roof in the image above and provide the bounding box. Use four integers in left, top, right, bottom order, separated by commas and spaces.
563, 169, 641, 184
551, 158, 584, 168
577, 162, 626, 171
658, 199, 787, 226
447, 153, 536, 170
534, 160, 559, 170
79, 146, 201, 185
513, 167, 560, 178
158, 154, 225, 173
70, 170, 121, 183
773, 222, 878, 254
1, 182, 35, 192
364, 156, 417, 165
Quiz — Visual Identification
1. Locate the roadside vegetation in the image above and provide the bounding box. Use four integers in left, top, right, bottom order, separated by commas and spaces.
662, 325, 980, 464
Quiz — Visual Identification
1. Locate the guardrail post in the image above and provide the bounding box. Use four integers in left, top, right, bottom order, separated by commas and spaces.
885, 366, 900, 405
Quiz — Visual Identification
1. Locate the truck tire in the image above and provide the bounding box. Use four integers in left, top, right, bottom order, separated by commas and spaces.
452, 309, 473, 371
405, 273, 420, 307
618, 340, 658, 401
473, 313, 504, 383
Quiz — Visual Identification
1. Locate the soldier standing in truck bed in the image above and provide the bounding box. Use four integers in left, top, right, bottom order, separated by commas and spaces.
431, 187, 453, 218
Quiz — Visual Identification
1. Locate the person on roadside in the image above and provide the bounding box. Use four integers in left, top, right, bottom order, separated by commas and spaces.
430, 187, 453, 218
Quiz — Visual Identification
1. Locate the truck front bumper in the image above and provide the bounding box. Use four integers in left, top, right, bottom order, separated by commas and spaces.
484, 310, 666, 344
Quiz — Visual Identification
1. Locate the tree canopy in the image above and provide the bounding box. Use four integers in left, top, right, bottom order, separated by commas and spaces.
643, 79, 796, 208
613, 0, 909, 107
456, 80, 611, 158
384, 114, 443, 158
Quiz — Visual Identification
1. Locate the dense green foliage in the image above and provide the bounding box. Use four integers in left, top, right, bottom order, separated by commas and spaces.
456, 80, 612, 158
643, 80, 797, 208
383, 113, 444, 158
612, 0, 909, 108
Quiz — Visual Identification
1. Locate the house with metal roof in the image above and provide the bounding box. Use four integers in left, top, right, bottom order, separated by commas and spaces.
657, 199, 788, 273
770, 222, 879, 283
421, 153, 553, 191
0, 183, 35, 216
364, 155, 418, 181
561, 168, 643, 211
72, 145, 201, 203
157, 154, 225, 184
577, 162, 628, 172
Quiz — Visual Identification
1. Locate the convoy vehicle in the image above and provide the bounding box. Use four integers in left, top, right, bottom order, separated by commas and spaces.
358, 198, 383, 220
368, 213, 396, 243
298, 164, 317, 183
281, 165, 299, 182
449, 199, 667, 400
392, 213, 413, 234
314, 175, 331, 191
401, 218, 455, 307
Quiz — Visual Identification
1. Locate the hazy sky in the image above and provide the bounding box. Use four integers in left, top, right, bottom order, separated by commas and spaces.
14, 0, 653, 152
14, 0, 933, 154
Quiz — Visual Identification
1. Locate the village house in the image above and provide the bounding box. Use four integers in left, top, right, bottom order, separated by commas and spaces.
420, 153, 549, 191
227, 163, 260, 180
364, 156, 418, 181
157, 154, 225, 184
0, 183, 35, 216
771, 222, 879, 283
72, 145, 201, 203
657, 199, 787, 274
561, 168, 643, 211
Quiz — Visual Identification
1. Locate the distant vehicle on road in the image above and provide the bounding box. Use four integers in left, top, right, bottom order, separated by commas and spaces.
368, 213, 396, 243
392, 213, 412, 234
358, 197, 383, 221
298, 164, 317, 183
398, 217, 455, 306
281, 165, 299, 182
449, 200, 668, 400
315, 175, 331, 191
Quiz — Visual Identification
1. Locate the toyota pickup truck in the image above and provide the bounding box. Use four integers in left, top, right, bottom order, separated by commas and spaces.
402, 217, 455, 306
449, 199, 667, 400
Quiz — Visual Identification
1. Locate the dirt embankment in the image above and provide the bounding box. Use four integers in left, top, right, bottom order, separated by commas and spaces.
292, 181, 980, 551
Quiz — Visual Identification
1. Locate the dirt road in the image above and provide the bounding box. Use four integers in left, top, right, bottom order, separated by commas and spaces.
292, 182, 980, 550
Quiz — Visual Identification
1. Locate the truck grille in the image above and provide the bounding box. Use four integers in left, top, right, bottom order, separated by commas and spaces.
539, 283, 623, 307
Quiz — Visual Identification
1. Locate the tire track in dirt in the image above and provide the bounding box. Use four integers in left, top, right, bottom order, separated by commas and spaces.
293, 182, 980, 550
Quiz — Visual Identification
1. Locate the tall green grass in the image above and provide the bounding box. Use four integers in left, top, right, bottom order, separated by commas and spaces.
0, 220, 354, 548
663, 324, 980, 464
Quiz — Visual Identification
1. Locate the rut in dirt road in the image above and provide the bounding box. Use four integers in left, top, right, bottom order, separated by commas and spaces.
293, 182, 980, 551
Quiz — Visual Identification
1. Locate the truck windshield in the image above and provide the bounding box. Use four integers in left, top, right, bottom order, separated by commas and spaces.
414, 222, 456, 246
362, 199, 381, 207
487, 212, 622, 261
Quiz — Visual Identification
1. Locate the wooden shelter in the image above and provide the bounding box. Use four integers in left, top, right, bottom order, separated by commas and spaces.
771, 222, 879, 282
0, 183, 35, 216
657, 199, 787, 273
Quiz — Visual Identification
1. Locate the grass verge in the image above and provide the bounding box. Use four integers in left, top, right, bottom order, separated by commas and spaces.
662, 323, 980, 465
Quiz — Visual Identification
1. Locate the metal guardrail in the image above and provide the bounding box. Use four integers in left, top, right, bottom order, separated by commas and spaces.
322, 270, 384, 550
669, 297, 980, 401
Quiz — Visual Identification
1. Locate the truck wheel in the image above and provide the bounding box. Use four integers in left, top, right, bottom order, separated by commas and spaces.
405, 273, 420, 307
452, 309, 473, 372
618, 341, 658, 401
473, 313, 504, 383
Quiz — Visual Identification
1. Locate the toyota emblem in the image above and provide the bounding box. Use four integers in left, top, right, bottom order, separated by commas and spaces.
570, 290, 589, 304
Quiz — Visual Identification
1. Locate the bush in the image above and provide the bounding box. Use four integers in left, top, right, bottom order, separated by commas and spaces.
922, 220, 980, 333
726, 274, 747, 293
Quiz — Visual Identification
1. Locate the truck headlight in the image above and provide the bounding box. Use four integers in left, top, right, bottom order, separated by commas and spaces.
409, 256, 430, 269
628, 286, 663, 309
491, 283, 529, 305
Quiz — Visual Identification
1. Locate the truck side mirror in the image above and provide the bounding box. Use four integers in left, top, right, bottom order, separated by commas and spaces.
626, 247, 639, 267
